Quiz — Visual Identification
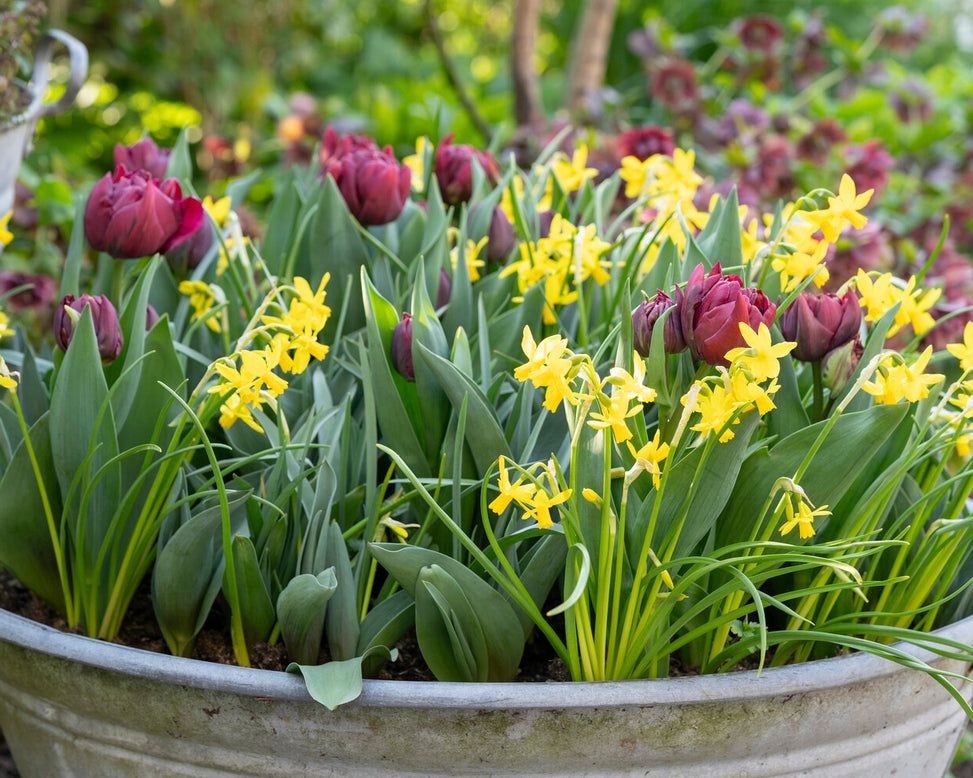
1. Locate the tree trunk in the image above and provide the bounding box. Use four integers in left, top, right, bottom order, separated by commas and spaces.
564, 0, 620, 116
512, 0, 543, 127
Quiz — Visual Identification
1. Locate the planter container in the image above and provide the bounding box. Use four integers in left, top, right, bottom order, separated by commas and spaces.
0, 607, 971, 777
0, 30, 87, 226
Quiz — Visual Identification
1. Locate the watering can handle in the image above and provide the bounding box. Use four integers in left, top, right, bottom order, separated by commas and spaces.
31, 30, 89, 120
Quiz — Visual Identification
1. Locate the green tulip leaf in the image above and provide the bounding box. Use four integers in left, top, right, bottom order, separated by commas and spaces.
369, 542, 524, 680
224, 534, 276, 648
0, 412, 65, 612
717, 403, 910, 546
261, 177, 301, 274
277, 567, 337, 667
357, 589, 416, 657
361, 269, 428, 475
415, 564, 489, 682
151, 489, 250, 657
413, 341, 512, 476
324, 520, 359, 661
287, 645, 397, 711
49, 307, 121, 573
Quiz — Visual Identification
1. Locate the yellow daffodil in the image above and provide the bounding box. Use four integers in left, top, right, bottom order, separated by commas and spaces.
550, 144, 598, 193
608, 355, 657, 405
948, 322, 973, 371
403, 136, 431, 193
802, 174, 873, 243
489, 456, 538, 516
526, 485, 572, 530
724, 323, 796, 382
451, 237, 488, 282
179, 280, 223, 333
0, 309, 13, 339
688, 381, 740, 443
626, 431, 670, 489
863, 347, 944, 405
0, 211, 13, 247
513, 327, 580, 413
780, 496, 830, 539
588, 393, 642, 443
0, 356, 17, 391
202, 195, 232, 227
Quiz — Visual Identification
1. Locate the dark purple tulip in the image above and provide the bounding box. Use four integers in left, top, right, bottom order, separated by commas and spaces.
145, 304, 160, 330
318, 125, 379, 173
113, 138, 172, 180
434, 134, 500, 206
390, 312, 415, 382
675, 263, 776, 367
165, 217, 214, 275
632, 290, 686, 358
436, 269, 452, 310
326, 148, 411, 227
0, 271, 56, 313
779, 291, 862, 362
84, 167, 204, 259
469, 203, 516, 263
54, 294, 124, 364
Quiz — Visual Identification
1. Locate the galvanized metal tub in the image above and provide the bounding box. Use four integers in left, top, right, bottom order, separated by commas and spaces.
0, 606, 971, 777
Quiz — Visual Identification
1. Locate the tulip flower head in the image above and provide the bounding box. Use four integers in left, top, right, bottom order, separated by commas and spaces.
434, 134, 500, 205
675, 263, 776, 367
84, 167, 204, 259
113, 137, 172, 180
54, 294, 124, 365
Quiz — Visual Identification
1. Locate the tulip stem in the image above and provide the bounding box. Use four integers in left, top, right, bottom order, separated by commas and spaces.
812, 360, 824, 421
111, 258, 125, 307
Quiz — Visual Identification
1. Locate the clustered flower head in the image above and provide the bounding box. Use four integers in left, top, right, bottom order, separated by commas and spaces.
501, 214, 612, 324
208, 274, 331, 431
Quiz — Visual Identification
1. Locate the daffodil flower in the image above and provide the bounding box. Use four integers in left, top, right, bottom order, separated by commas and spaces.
724, 322, 796, 382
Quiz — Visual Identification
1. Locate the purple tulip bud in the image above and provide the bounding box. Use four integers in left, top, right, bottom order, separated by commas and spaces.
113, 138, 172, 180
434, 134, 500, 206
468, 203, 517, 264
436, 269, 452, 310
0, 271, 56, 312
632, 290, 686, 357
325, 147, 412, 227
779, 291, 862, 362
54, 294, 124, 364
390, 312, 415, 382
145, 304, 160, 330
675, 263, 776, 367
319, 126, 379, 172
84, 167, 204, 259
165, 217, 214, 275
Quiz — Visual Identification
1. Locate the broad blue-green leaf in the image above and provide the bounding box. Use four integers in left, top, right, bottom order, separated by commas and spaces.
414, 341, 512, 475
224, 534, 276, 647
696, 189, 744, 270
509, 533, 568, 638
411, 260, 451, 466
287, 645, 397, 710
49, 307, 120, 573
261, 177, 301, 275
361, 270, 428, 474
370, 542, 524, 680
0, 412, 64, 612
415, 564, 489, 681
357, 589, 415, 657
17, 346, 49, 427
164, 127, 193, 183
324, 521, 359, 661
277, 568, 337, 666
717, 403, 910, 545
151, 489, 249, 657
